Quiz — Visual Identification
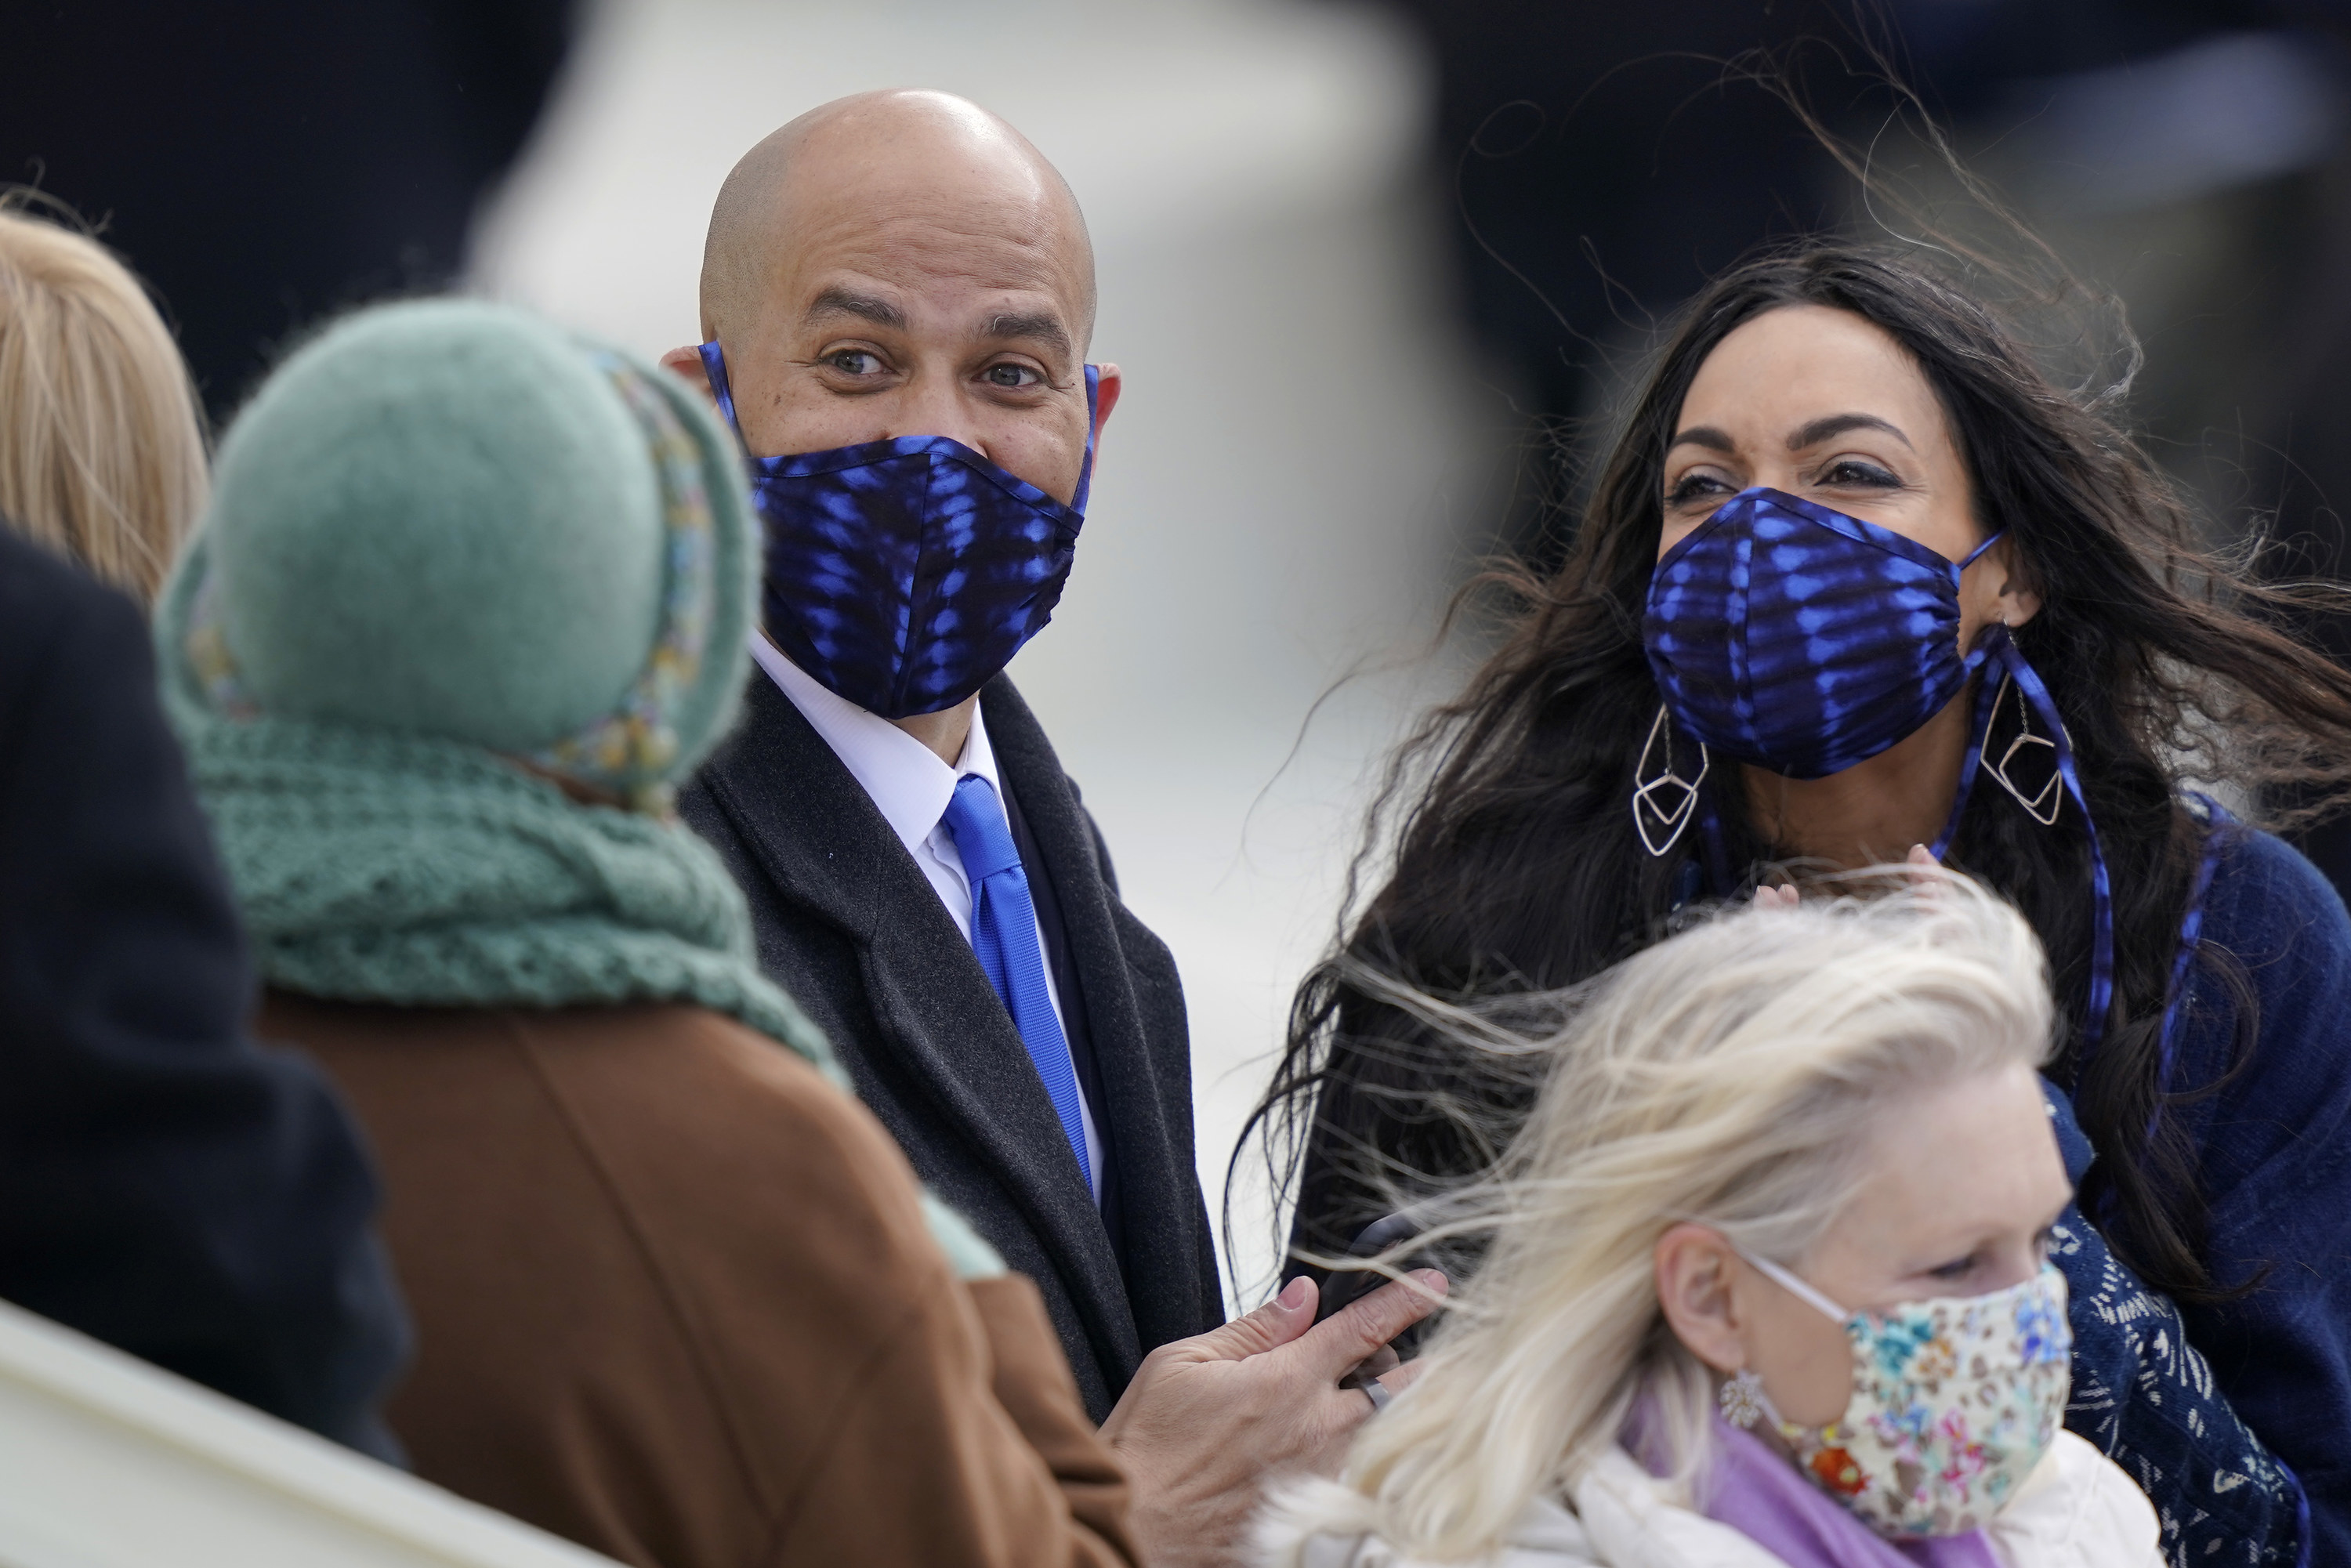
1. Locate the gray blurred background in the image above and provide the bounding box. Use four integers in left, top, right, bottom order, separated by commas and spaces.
11, 0, 2351, 1306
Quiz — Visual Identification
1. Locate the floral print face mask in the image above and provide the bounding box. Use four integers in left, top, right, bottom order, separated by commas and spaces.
1733, 1248, 2074, 1537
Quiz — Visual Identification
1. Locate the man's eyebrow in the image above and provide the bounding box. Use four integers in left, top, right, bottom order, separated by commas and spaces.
980, 310, 1073, 359
1788, 412, 1912, 451
1666, 425, 1736, 454
803, 288, 907, 331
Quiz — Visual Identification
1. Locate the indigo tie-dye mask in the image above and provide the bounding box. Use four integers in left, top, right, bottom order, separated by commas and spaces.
697, 341, 1096, 719
1644, 487, 2005, 780
1735, 1247, 2073, 1538
1643, 487, 2117, 1067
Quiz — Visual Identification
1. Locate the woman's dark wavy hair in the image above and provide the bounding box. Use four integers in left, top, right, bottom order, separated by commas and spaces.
1241, 241, 2351, 1305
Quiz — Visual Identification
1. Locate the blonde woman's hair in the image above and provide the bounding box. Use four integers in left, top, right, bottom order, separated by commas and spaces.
0, 192, 208, 601
1262, 871, 2054, 1564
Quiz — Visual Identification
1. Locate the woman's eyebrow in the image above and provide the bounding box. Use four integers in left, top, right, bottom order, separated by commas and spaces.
1788, 412, 1912, 451
1666, 425, 1736, 454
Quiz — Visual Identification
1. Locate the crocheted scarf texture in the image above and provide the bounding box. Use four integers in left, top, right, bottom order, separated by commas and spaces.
192, 715, 827, 1055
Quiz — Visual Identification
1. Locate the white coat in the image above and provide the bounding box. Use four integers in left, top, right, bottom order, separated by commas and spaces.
1262, 1431, 2162, 1568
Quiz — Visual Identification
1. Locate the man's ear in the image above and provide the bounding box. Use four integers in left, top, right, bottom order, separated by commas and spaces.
1089, 362, 1123, 447
1654, 1222, 1749, 1374
658, 344, 718, 407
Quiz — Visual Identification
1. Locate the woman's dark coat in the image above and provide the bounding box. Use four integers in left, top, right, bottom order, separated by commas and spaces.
0, 527, 407, 1455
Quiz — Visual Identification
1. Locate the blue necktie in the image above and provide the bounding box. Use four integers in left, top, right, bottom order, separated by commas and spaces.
940, 775, 1092, 1193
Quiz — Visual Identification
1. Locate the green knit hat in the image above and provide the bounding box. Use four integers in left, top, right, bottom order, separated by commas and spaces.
158, 298, 756, 805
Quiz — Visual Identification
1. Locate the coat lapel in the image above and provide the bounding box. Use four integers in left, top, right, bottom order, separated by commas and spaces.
692, 675, 1141, 1382
981, 679, 1216, 1353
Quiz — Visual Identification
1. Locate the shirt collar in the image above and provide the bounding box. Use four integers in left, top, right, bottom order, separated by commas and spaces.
748, 634, 999, 860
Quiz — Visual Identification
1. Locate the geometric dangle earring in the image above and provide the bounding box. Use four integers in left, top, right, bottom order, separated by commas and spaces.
1964, 622, 2119, 1065
1982, 673, 2062, 826
1632, 703, 1710, 856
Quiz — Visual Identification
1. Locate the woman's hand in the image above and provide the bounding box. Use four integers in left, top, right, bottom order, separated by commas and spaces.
1754, 846, 1937, 911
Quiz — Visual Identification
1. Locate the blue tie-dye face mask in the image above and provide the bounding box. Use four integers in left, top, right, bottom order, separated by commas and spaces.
1643, 486, 2005, 780
697, 341, 1097, 719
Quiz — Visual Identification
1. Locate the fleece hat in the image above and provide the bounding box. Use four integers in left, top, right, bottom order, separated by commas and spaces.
158, 298, 757, 802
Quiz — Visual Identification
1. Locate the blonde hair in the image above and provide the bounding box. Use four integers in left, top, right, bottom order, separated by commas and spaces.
1263, 871, 2053, 1563
0, 193, 208, 600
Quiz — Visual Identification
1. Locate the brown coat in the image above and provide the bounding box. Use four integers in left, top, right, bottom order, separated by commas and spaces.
259, 992, 1136, 1568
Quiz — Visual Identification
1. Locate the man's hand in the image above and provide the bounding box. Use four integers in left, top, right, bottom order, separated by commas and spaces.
1099, 1270, 1446, 1568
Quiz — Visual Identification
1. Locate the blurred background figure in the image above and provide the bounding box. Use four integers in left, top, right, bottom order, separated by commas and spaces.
0, 520, 410, 1459
0, 0, 574, 422
0, 197, 208, 600
10, 0, 2351, 1297
0, 174, 409, 1455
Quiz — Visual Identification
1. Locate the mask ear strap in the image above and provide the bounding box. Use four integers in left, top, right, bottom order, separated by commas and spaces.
1734, 1246, 1851, 1324
1926, 541, 2016, 856
1968, 624, 2116, 1067
1070, 364, 1100, 516
2150, 798, 2229, 1142
1958, 530, 2007, 570
1929, 646, 2006, 860
696, 341, 745, 444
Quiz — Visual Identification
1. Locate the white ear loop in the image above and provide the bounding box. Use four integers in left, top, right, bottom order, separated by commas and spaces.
1733, 1245, 1852, 1324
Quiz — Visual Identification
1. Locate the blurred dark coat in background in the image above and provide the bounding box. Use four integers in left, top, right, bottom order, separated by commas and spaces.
0, 527, 409, 1455
0, 0, 572, 422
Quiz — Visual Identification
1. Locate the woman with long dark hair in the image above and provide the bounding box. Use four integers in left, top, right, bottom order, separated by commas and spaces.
1247, 245, 2351, 1562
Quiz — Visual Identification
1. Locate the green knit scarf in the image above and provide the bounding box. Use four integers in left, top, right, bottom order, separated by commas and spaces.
192, 715, 810, 1037
187, 715, 1005, 1280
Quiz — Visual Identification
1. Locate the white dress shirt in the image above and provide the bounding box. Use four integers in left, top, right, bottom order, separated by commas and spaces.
750, 636, 1104, 1202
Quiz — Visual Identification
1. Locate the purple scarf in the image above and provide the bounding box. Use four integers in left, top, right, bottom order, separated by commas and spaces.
1635, 1410, 2000, 1568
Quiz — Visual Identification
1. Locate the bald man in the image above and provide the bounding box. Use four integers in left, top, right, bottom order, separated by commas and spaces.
666, 91, 1439, 1566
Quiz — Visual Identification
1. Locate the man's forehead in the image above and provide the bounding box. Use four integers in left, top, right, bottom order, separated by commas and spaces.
777, 183, 1072, 270
701, 92, 1096, 348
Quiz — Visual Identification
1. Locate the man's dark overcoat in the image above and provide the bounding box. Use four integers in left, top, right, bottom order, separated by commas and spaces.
679, 672, 1223, 1419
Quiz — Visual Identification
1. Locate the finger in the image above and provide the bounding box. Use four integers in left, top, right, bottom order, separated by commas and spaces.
1348, 1343, 1402, 1382
1309, 1356, 1433, 1454
1294, 1269, 1447, 1380
1174, 1274, 1321, 1363
1904, 843, 1950, 902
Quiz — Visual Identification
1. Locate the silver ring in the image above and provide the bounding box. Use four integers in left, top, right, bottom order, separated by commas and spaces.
1360, 1379, 1392, 1413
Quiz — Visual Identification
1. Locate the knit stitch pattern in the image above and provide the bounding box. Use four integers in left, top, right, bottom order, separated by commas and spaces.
187, 715, 838, 1071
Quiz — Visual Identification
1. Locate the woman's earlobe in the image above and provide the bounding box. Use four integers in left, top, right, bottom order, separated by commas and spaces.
1984, 539, 2044, 628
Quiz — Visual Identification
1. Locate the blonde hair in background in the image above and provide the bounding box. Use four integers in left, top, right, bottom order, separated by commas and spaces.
0, 191, 208, 601
1261, 871, 2054, 1565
